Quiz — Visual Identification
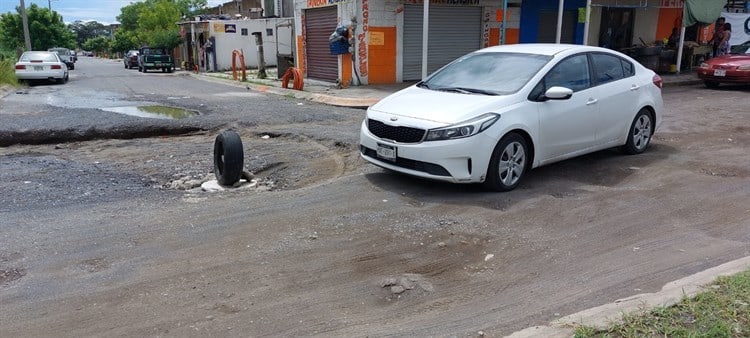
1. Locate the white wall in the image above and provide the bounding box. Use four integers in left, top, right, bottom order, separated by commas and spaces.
209, 18, 294, 70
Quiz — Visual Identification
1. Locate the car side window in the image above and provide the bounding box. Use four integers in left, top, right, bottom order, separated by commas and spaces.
621, 59, 634, 77
591, 53, 625, 85
543, 54, 591, 92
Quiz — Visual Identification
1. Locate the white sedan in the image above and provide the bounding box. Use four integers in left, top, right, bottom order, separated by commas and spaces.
360, 44, 663, 191
15, 51, 69, 84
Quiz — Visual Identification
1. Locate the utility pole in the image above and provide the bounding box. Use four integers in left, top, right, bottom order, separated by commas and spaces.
20, 0, 32, 51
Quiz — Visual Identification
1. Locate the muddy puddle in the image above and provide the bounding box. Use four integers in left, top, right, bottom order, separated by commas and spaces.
101, 105, 198, 119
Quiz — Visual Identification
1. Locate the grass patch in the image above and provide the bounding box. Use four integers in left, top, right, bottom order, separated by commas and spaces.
575, 269, 750, 337
0, 58, 19, 87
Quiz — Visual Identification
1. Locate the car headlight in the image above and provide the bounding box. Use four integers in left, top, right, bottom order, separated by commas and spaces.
699, 63, 709, 68
424, 113, 500, 141
737, 65, 750, 71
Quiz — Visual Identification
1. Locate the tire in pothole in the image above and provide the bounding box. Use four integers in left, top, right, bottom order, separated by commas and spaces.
214, 130, 244, 186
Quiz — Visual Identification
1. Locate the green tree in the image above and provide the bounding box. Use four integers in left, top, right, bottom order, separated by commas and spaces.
110, 29, 139, 54
115, 0, 207, 50
69, 20, 109, 49
0, 4, 75, 51
82, 36, 111, 54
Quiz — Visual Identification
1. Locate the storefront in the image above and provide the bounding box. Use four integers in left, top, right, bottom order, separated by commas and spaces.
293, 0, 522, 85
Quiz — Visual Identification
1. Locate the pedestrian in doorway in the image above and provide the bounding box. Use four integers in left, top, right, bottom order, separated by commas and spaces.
710, 17, 726, 57
716, 22, 732, 56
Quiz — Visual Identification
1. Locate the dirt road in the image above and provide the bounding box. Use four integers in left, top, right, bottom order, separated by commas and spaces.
1, 59, 748, 336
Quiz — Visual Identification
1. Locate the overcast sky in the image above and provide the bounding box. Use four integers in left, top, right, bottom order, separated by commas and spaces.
0, 0, 225, 24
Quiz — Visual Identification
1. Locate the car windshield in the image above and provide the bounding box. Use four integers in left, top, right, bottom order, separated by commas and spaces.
20, 52, 58, 62
421, 52, 552, 95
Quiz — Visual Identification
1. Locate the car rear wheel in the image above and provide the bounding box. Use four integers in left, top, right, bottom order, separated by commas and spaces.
704, 80, 719, 89
622, 108, 653, 155
483, 133, 528, 192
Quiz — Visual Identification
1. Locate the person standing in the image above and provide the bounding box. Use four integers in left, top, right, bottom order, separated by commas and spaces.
710, 17, 726, 57
717, 23, 732, 56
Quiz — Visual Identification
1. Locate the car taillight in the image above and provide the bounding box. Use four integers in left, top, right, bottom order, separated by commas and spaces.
652, 74, 663, 89
51, 65, 62, 69
15, 65, 26, 70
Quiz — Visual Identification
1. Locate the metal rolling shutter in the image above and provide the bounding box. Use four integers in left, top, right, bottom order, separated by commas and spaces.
305, 7, 338, 82
403, 5, 482, 81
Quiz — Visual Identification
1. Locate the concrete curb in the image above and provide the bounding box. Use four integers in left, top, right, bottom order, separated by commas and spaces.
0, 84, 16, 99
506, 255, 750, 337
188, 73, 379, 109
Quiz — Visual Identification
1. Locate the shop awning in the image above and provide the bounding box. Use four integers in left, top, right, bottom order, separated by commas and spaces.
682, 0, 727, 26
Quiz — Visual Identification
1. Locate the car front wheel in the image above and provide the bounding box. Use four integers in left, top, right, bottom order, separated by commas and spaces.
622, 108, 653, 155
483, 133, 528, 192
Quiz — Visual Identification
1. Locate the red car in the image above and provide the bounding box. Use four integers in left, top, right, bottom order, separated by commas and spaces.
697, 42, 750, 88
124, 50, 139, 69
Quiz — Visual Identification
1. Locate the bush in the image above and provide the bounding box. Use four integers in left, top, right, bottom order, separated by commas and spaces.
0, 58, 18, 86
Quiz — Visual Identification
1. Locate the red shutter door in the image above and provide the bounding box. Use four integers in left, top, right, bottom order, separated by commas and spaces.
304, 7, 339, 82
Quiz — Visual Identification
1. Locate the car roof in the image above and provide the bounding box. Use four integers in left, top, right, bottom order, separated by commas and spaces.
476, 43, 604, 56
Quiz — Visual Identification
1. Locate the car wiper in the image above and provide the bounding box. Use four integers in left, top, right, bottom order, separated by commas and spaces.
416, 81, 431, 89
436, 87, 498, 95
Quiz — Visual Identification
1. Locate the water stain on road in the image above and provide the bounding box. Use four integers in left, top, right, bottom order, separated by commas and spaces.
101, 105, 198, 119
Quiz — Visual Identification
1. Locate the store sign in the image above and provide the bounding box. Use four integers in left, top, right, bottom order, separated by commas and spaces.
405, 0, 480, 5
225, 24, 236, 33
307, 0, 351, 8
659, 0, 683, 8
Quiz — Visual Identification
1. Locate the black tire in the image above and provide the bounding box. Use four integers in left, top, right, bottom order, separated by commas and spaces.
483, 133, 529, 192
168, 67, 173, 73
214, 130, 244, 186
70, 64, 74, 70
704, 80, 719, 89
621, 108, 653, 155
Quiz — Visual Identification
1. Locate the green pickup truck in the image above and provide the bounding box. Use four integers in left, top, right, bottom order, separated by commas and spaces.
138, 46, 174, 73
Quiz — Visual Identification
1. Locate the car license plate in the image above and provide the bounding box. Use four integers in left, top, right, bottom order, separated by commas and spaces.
714, 69, 726, 77
376, 143, 397, 161
34, 66, 43, 71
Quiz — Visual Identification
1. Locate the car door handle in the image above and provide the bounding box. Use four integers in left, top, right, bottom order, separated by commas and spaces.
630, 84, 641, 91
586, 98, 598, 105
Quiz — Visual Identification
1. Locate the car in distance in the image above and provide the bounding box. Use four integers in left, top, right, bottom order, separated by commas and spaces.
48, 47, 75, 70
15, 51, 69, 84
697, 41, 750, 88
359, 44, 663, 191
138, 46, 174, 73
124, 50, 139, 69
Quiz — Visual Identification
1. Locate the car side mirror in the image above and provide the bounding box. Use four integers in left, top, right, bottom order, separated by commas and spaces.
544, 86, 574, 100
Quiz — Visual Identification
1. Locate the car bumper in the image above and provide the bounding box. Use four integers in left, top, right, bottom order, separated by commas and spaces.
696, 69, 750, 83
15, 70, 66, 80
359, 120, 495, 183
142, 63, 173, 68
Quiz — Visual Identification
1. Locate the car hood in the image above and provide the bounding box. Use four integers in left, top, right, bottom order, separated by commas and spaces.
369, 86, 519, 127
706, 54, 750, 65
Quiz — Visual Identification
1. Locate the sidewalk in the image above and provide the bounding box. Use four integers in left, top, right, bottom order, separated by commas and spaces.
192, 67, 702, 109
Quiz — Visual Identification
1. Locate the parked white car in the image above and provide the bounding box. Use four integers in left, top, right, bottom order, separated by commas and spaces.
360, 44, 663, 191
15, 51, 69, 85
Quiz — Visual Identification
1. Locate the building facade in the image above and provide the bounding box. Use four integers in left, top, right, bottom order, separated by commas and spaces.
289, 0, 740, 85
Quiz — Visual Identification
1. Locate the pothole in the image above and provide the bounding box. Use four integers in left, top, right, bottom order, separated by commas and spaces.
101, 105, 198, 119
0, 267, 27, 286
